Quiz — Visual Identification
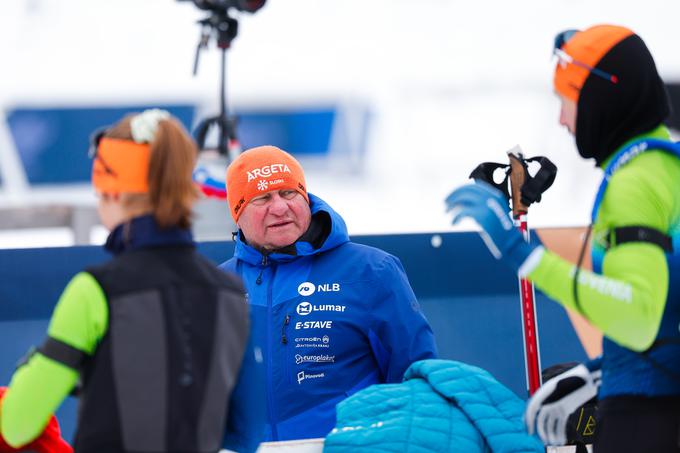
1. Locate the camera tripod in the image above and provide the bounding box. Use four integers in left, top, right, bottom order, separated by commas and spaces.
192, 7, 241, 160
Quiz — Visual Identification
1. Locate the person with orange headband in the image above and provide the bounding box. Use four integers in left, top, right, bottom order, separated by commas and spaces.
0, 109, 264, 453
445, 25, 680, 452
219, 145, 438, 441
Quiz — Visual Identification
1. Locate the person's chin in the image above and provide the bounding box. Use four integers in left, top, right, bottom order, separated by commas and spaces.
266, 230, 300, 249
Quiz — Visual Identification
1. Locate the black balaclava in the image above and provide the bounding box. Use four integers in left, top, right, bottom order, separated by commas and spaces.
576, 34, 670, 166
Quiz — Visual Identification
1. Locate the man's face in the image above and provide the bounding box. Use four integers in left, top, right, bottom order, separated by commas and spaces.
237, 189, 312, 251
558, 94, 577, 135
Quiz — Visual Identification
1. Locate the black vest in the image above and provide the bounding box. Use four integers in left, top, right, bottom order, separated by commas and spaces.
75, 245, 248, 453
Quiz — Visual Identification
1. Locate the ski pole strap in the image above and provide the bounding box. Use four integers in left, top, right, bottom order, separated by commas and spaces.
468, 155, 557, 209
469, 162, 511, 200
519, 156, 557, 206
591, 138, 680, 222
608, 225, 673, 253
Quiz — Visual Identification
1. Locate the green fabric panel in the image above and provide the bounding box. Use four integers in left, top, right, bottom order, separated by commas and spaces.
531, 246, 666, 351
0, 272, 109, 447
1, 355, 78, 447
529, 129, 680, 352
48, 272, 109, 355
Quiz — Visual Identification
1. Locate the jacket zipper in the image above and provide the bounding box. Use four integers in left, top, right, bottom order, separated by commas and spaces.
263, 255, 280, 440
281, 314, 290, 345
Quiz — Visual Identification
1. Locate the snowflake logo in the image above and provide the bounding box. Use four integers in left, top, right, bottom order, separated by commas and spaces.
257, 180, 269, 191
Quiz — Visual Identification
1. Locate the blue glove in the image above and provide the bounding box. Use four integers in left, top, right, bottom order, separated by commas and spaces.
445, 181, 536, 272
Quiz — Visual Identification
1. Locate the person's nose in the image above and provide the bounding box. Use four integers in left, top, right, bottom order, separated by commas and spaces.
268, 193, 289, 216
558, 107, 568, 128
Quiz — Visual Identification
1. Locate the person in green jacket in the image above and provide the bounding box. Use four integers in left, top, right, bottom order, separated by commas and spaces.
445, 24, 680, 452
0, 109, 264, 453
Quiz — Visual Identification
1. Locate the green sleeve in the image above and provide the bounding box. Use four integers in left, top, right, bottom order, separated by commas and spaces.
529, 151, 679, 352
1, 272, 108, 448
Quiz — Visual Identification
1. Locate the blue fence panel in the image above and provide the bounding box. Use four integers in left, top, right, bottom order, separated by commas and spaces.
237, 108, 336, 155
6, 105, 196, 185
5, 104, 370, 189
0, 232, 586, 442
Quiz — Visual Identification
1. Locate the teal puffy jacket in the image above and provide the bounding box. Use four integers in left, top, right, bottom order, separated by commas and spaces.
324, 359, 543, 452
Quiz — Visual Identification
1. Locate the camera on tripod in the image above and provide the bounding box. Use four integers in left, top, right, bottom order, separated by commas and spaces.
190, 0, 266, 14
180, 0, 267, 199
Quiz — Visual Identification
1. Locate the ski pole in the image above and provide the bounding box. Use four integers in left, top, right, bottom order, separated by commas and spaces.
508, 150, 542, 396
470, 147, 556, 396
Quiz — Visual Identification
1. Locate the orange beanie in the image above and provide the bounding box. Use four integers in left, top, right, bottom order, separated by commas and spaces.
226, 146, 309, 222
554, 24, 633, 102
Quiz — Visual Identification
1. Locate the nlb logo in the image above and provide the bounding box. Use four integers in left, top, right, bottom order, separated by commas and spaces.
317, 283, 341, 292
297, 281, 341, 296
247, 163, 291, 182
297, 371, 325, 385
296, 301, 346, 316
298, 282, 315, 296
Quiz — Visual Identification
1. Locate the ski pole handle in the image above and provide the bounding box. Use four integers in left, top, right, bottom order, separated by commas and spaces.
508, 151, 529, 217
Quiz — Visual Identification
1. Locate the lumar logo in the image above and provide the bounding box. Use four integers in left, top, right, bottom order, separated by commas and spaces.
296, 302, 346, 316
247, 164, 291, 182
297, 302, 312, 315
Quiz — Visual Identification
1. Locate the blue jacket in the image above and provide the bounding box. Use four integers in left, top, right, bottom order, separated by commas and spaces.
325, 359, 544, 453
219, 194, 437, 441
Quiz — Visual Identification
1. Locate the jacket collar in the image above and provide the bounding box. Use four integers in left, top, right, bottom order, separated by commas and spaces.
599, 124, 671, 168
105, 214, 194, 255
233, 193, 349, 266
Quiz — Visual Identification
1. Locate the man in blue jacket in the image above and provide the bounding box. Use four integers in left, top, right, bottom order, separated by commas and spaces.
220, 145, 438, 441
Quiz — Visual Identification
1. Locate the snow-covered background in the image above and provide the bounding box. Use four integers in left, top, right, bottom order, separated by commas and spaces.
0, 0, 678, 247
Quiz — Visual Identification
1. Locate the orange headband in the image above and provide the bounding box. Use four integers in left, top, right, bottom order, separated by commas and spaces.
226, 145, 309, 222
554, 25, 633, 102
91, 138, 151, 194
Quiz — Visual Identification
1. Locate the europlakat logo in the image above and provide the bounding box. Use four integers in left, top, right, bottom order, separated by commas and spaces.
294, 354, 335, 365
